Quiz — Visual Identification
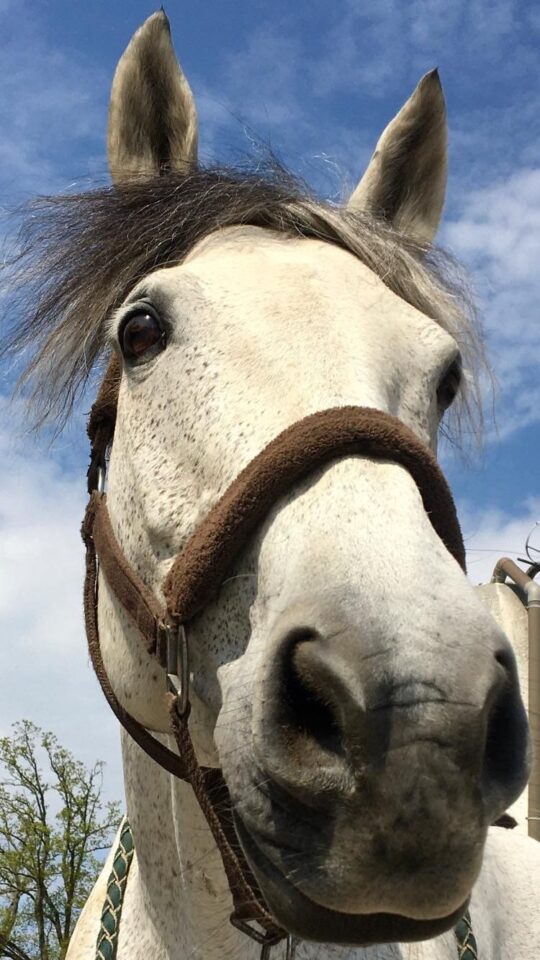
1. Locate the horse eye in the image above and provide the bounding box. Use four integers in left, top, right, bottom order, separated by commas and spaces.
119, 306, 166, 364
437, 356, 462, 412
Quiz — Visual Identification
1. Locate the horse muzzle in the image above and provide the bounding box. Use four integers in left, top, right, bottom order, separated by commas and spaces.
227, 608, 530, 929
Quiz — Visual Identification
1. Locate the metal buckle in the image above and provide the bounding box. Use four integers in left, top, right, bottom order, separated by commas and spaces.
165, 624, 190, 716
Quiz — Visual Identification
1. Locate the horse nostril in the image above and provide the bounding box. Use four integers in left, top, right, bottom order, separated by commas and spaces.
493, 645, 515, 677
481, 660, 530, 817
280, 628, 344, 757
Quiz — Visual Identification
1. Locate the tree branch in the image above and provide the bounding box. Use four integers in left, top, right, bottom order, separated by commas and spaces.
0, 933, 34, 960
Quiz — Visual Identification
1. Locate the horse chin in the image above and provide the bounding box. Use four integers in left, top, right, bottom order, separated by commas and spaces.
233, 813, 468, 945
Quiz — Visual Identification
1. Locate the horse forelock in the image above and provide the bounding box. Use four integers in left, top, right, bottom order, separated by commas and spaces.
1, 161, 484, 439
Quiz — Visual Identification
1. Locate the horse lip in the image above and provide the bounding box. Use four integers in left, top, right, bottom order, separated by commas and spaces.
367, 679, 466, 712
233, 811, 470, 946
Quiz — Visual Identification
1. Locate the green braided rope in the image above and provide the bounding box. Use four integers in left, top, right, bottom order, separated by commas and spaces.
95, 818, 135, 960
454, 909, 478, 959
94, 818, 478, 959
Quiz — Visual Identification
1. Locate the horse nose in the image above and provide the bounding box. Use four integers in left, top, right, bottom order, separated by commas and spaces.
256, 621, 530, 822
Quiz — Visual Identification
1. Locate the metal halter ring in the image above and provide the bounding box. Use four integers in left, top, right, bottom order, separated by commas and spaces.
96, 464, 106, 494
165, 624, 190, 715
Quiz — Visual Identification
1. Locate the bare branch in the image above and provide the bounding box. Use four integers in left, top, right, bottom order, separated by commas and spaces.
0, 721, 121, 960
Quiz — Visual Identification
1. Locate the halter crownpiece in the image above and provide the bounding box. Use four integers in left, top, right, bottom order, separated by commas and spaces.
82, 357, 469, 952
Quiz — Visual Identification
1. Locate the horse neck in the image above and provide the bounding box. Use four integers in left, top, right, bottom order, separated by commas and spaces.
121, 730, 263, 960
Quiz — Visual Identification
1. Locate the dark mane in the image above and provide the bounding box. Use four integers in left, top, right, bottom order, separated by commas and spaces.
1, 163, 483, 434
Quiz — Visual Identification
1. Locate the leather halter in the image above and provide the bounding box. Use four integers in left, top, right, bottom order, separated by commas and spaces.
82, 357, 466, 951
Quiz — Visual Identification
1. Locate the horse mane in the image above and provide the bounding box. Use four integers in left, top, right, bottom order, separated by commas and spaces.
1, 162, 484, 437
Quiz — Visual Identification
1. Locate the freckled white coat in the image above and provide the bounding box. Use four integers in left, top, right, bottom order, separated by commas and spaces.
66, 11, 540, 960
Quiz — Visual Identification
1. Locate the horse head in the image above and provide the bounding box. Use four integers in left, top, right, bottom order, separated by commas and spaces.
11, 11, 531, 947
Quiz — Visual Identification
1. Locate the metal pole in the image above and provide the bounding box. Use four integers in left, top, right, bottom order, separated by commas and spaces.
492, 558, 540, 840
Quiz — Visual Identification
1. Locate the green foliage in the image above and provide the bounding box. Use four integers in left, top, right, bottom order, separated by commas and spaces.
0, 721, 121, 960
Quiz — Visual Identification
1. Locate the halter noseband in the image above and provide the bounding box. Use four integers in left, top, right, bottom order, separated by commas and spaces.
82, 356, 466, 952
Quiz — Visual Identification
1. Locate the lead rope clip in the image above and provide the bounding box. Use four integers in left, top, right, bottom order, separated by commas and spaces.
230, 917, 299, 959
285, 934, 298, 960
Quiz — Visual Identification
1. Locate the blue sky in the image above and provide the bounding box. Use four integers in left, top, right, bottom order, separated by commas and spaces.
1, 0, 539, 801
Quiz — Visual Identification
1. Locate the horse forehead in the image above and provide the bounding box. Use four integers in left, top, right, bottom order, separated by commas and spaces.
148, 226, 418, 325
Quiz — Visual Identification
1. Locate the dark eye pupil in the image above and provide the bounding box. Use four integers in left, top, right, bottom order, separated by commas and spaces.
437, 359, 462, 411
121, 311, 163, 360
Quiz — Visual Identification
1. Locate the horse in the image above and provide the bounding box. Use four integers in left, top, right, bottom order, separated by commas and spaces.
4, 10, 539, 960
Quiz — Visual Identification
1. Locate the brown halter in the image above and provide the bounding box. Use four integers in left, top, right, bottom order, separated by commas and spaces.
82, 356, 466, 952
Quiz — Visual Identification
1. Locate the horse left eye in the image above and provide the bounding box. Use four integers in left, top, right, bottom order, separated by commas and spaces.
437, 356, 462, 412
119, 307, 166, 363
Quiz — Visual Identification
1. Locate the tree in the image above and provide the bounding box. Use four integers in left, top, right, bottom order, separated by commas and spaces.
0, 721, 121, 960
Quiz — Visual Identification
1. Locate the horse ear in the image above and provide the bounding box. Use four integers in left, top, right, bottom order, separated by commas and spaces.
348, 70, 447, 244
108, 10, 198, 184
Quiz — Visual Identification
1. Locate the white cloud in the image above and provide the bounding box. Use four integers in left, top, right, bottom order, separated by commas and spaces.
0, 398, 122, 802
443, 168, 540, 439
0, 1, 107, 195
194, 21, 374, 183
311, 0, 537, 100
445, 170, 540, 280
461, 496, 540, 584
220, 27, 302, 129
310, 0, 408, 100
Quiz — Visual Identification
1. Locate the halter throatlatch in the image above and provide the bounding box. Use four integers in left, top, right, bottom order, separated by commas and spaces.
82, 356, 466, 952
